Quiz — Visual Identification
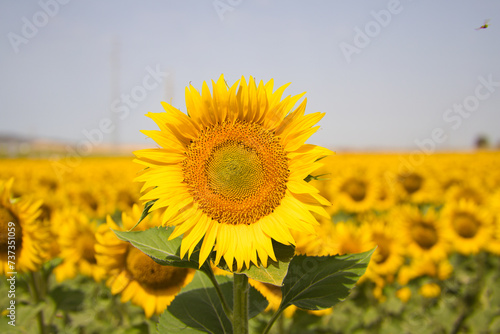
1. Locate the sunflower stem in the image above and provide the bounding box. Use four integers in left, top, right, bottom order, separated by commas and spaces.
262, 308, 286, 334
28, 271, 46, 334
205, 268, 233, 320
233, 273, 249, 334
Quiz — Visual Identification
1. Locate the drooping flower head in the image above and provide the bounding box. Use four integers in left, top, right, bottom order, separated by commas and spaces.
135, 75, 332, 271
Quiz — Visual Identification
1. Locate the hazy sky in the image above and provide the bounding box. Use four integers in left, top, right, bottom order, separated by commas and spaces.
1, 0, 499, 151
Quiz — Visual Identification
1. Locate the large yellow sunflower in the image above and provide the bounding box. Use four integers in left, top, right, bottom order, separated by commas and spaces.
0, 178, 50, 275
134, 75, 332, 271
95, 205, 195, 318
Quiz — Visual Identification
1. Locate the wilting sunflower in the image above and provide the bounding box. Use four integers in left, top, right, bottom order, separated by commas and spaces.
53, 208, 106, 282
440, 200, 494, 255
135, 75, 332, 271
0, 178, 50, 275
95, 205, 195, 318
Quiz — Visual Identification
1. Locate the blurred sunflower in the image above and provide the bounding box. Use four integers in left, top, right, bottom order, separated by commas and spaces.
398, 206, 449, 261
328, 168, 380, 213
445, 182, 487, 206
95, 205, 195, 318
135, 75, 332, 271
395, 169, 441, 204
364, 217, 404, 278
295, 219, 373, 257
418, 282, 441, 298
487, 190, 500, 255
329, 221, 374, 256
397, 258, 452, 286
441, 200, 494, 255
0, 178, 50, 275
54, 208, 106, 282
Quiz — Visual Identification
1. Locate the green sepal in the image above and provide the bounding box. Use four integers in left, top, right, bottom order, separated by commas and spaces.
128, 199, 158, 231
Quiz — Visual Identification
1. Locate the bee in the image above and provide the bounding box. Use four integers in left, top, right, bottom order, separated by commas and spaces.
475, 19, 490, 30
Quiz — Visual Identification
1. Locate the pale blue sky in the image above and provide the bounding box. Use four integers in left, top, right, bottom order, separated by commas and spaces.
1, 0, 499, 151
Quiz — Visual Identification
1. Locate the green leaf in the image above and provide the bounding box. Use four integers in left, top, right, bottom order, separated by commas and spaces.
215, 241, 295, 286
279, 248, 376, 311
129, 199, 158, 231
157, 271, 268, 334
113, 227, 202, 270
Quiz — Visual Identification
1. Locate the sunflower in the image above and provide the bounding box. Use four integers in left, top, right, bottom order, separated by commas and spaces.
364, 216, 404, 279
328, 168, 380, 213
418, 282, 441, 298
397, 258, 453, 286
134, 75, 332, 271
394, 168, 442, 204
396, 287, 412, 303
53, 208, 106, 282
487, 190, 500, 255
444, 182, 487, 207
95, 205, 195, 318
440, 200, 494, 255
397, 206, 449, 261
0, 178, 50, 275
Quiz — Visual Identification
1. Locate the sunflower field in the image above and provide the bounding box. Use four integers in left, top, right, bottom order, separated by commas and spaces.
1, 150, 500, 334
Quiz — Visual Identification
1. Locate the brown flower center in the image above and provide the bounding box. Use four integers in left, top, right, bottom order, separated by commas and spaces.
399, 173, 423, 195
0, 206, 23, 260
341, 178, 367, 202
126, 247, 189, 290
77, 231, 97, 264
411, 221, 438, 249
452, 212, 480, 238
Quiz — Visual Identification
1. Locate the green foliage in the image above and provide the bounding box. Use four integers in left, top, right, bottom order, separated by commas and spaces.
113, 227, 207, 271
157, 271, 268, 334
280, 248, 376, 311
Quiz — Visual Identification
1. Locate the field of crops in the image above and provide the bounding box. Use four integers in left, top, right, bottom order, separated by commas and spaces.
1, 151, 500, 333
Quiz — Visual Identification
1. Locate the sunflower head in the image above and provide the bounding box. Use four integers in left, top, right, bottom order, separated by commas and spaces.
1, 178, 50, 275
95, 205, 195, 317
135, 75, 332, 271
